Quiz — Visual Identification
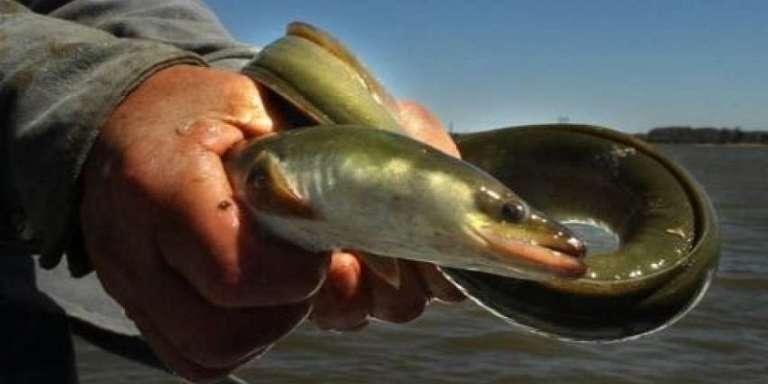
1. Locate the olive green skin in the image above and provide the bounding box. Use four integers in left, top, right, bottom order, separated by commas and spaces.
242, 22, 721, 341
447, 125, 720, 340
242, 24, 402, 132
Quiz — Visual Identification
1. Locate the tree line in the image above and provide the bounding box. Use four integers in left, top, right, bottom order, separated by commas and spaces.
635, 126, 768, 144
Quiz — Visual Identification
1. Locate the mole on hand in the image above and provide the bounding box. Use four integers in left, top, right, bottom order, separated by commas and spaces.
217, 200, 232, 210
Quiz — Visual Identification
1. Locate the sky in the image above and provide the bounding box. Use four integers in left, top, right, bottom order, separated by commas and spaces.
204, 1, 768, 133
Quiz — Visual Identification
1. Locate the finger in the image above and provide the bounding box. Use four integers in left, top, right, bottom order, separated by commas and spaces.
368, 260, 428, 323
85, 196, 306, 371
130, 310, 236, 382
412, 262, 466, 303
137, 244, 311, 369
219, 78, 275, 137
156, 139, 328, 307
175, 117, 246, 155
178, 71, 273, 138
310, 252, 371, 331
397, 100, 461, 158
143, 65, 275, 138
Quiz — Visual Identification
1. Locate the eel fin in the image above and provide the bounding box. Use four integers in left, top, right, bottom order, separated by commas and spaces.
248, 152, 316, 219
358, 252, 401, 289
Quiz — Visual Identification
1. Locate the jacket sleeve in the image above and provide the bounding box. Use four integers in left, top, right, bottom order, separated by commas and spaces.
20, 0, 258, 69
0, 0, 256, 276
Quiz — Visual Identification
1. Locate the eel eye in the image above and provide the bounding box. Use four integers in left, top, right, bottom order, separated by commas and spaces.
501, 202, 527, 222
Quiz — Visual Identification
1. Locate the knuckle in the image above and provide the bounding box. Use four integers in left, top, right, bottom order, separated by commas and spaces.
221, 72, 258, 98
229, 72, 258, 91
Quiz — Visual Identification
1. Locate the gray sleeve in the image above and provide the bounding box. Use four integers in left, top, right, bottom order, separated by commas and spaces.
21, 0, 258, 69
0, 1, 252, 276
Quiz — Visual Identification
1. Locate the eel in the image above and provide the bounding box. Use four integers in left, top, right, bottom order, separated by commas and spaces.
226, 125, 586, 284
231, 21, 588, 287
448, 125, 720, 340
235, 21, 720, 341
36, 20, 720, 379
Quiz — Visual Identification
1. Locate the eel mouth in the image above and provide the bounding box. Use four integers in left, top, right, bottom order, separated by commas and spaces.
475, 221, 587, 279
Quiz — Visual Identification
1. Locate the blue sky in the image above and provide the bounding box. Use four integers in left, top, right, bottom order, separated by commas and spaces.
205, 1, 767, 133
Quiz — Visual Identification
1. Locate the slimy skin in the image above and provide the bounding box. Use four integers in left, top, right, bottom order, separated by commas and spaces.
448, 125, 720, 340
226, 126, 586, 282
236, 22, 587, 285
235, 22, 720, 341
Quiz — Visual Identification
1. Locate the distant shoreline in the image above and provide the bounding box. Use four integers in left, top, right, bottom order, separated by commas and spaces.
640, 141, 768, 147
689, 143, 768, 147
635, 126, 768, 145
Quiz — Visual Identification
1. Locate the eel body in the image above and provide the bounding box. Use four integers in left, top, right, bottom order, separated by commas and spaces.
448, 125, 719, 340
234, 22, 720, 341
226, 125, 586, 283
59, 21, 720, 378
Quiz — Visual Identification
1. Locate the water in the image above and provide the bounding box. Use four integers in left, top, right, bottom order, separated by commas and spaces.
72, 145, 768, 383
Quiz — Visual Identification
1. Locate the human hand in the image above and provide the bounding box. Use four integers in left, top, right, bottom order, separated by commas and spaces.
308, 101, 465, 332
81, 64, 464, 381
81, 65, 328, 381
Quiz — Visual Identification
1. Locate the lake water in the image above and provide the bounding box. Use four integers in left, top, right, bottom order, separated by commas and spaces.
72, 145, 768, 384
